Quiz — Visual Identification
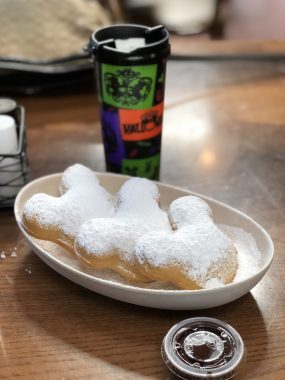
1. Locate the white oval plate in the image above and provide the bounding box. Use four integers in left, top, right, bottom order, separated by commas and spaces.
14, 173, 274, 310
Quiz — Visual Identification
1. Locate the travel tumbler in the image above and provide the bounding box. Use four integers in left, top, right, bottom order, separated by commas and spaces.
86, 24, 170, 179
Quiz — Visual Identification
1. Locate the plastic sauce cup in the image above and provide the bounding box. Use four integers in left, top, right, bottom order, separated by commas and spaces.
162, 317, 246, 379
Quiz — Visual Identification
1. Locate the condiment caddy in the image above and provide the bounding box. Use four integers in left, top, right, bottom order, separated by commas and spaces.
0, 98, 29, 207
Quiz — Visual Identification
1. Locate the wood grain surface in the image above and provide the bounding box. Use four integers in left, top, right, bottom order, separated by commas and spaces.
1, 48, 285, 379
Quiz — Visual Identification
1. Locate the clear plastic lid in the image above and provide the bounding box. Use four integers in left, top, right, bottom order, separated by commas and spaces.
162, 317, 246, 380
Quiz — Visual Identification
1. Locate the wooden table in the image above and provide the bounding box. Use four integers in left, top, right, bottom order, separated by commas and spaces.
1, 49, 285, 379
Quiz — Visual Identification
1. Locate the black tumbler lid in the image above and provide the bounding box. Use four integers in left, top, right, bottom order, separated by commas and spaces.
85, 24, 170, 65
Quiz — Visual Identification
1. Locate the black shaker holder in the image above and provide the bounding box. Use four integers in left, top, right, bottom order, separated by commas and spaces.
0, 106, 29, 208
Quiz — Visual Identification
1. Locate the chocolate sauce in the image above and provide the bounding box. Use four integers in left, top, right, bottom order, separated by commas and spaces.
162, 317, 245, 380
174, 323, 235, 369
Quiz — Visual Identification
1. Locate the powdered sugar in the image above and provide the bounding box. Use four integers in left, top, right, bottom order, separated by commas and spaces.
135, 219, 235, 285
169, 196, 212, 228
75, 177, 171, 261
38, 223, 263, 291
38, 239, 176, 290
204, 278, 224, 289
219, 224, 262, 283
59, 163, 99, 194
0, 241, 21, 260
23, 164, 114, 238
76, 218, 151, 262
135, 196, 236, 286
115, 177, 171, 231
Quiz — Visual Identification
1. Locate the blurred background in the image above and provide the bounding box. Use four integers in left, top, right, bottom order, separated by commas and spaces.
1, 0, 285, 95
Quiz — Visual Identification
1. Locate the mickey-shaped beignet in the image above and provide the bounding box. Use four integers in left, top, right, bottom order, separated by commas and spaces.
135, 196, 238, 290
22, 164, 114, 252
74, 177, 171, 282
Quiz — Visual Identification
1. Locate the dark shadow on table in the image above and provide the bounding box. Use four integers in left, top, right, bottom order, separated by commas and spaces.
15, 251, 267, 379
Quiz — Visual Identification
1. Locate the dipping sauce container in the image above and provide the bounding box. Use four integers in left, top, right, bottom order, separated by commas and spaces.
162, 317, 246, 379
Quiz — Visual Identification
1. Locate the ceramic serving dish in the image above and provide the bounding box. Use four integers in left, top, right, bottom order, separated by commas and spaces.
14, 172, 274, 310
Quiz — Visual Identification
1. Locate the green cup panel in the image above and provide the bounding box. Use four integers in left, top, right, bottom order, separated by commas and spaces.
122, 154, 160, 179
101, 64, 158, 110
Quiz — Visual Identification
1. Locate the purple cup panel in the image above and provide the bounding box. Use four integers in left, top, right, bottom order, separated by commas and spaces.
101, 108, 126, 165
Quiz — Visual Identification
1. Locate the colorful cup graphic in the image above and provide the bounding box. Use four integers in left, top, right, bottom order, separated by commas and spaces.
86, 24, 170, 180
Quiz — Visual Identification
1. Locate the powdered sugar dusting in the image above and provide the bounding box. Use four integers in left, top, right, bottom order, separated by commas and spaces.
36, 225, 262, 291
76, 178, 171, 261
38, 239, 176, 290
23, 165, 114, 238
135, 196, 236, 286
38, 225, 263, 291
135, 219, 235, 285
59, 163, 99, 194
204, 278, 224, 289
0, 240, 22, 261
219, 224, 262, 282
169, 196, 212, 228
115, 177, 170, 231
76, 218, 151, 262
